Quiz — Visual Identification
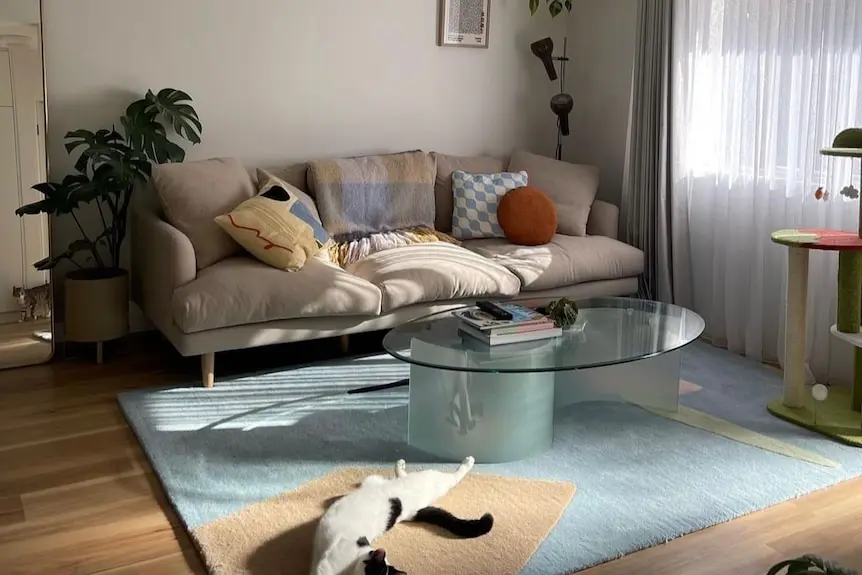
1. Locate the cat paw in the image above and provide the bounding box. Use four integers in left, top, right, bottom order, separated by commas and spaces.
395, 459, 407, 477
461, 456, 475, 469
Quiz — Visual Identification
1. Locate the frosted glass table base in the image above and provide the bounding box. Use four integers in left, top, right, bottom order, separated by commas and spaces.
554, 349, 682, 413
407, 345, 681, 464
408, 364, 556, 463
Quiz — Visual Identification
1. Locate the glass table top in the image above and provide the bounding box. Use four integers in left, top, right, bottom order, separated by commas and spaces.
382, 297, 706, 373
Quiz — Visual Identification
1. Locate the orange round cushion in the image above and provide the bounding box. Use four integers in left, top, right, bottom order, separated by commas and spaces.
498, 186, 557, 245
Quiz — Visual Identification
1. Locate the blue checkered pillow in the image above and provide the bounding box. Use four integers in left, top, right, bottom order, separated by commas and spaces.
451, 170, 529, 239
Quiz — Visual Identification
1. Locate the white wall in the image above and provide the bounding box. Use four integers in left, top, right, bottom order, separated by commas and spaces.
564, 0, 637, 206
42, 0, 559, 172
40, 0, 562, 333
0, 0, 40, 26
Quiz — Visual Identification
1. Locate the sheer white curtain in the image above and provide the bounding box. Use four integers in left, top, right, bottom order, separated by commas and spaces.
671, 0, 862, 383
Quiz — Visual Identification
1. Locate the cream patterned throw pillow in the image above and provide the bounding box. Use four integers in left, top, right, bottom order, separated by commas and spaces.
214, 172, 330, 271
451, 170, 529, 239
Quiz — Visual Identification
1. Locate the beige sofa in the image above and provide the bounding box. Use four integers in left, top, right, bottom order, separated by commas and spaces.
130, 152, 644, 387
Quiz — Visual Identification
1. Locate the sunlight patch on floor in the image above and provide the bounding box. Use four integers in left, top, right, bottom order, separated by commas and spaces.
143, 356, 410, 432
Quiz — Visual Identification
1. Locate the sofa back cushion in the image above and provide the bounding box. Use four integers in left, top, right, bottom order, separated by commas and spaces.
432, 153, 507, 232
153, 157, 256, 269
256, 162, 309, 196
507, 150, 599, 237
307, 150, 436, 239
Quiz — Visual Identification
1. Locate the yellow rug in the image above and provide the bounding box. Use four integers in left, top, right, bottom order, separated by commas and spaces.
192, 467, 576, 575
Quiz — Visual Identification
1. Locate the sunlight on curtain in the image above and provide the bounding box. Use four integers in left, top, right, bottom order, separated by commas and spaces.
672, 0, 862, 383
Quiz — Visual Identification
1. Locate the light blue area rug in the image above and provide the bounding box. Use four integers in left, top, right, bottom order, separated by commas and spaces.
118, 342, 862, 574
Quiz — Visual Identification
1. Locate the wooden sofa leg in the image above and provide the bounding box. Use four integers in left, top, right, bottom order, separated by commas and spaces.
201, 352, 215, 388
339, 335, 349, 354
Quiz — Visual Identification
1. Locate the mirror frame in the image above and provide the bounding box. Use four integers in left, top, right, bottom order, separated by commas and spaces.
40, 0, 55, 365
0, 0, 55, 368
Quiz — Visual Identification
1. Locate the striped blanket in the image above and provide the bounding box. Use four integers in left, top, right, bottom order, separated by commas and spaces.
308, 150, 437, 240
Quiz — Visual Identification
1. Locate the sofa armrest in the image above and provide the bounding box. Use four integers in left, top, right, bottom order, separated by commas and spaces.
130, 192, 196, 332
586, 200, 619, 240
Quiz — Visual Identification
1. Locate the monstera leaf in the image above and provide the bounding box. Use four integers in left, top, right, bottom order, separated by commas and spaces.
121, 99, 185, 165
145, 88, 202, 145
15, 174, 92, 216
89, 163, 142, 198
66, 129, 150, 184
33, 239, 97, 271
65, 129, 125, 174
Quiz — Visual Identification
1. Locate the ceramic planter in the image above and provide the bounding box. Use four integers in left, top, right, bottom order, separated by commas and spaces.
64, 268, 129, 344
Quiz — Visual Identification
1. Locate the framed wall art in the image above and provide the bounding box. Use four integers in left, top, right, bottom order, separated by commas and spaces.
437, 0, 490, 48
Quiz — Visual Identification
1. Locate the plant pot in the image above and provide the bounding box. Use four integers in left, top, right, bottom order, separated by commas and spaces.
64, 268, 129, 343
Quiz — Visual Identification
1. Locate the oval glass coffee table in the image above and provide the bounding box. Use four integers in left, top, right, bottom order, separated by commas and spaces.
382, 297, 705, 463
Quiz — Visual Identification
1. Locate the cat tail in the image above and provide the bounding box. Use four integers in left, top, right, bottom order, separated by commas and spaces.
411, 507, 493, 538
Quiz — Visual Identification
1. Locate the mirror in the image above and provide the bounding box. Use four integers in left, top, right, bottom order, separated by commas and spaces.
0, 0, 52, 369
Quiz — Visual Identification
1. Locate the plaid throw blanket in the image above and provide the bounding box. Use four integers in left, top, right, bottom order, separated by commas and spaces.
308, 151, 437, 240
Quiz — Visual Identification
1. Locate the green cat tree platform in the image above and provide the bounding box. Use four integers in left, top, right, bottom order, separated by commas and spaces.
768, 128, 862, 446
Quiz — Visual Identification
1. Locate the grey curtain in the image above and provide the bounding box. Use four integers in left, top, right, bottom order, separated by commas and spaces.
620, 0, 674, 303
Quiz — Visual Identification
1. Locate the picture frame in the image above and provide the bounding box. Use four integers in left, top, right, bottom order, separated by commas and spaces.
437, 0, 490, 49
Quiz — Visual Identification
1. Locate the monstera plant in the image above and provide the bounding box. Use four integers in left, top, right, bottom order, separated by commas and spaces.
15, 88, 202, 357
529, 0, 573, 17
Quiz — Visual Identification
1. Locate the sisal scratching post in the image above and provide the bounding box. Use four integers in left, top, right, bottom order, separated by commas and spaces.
837, 252, 862, 411
856, 156, 862, 413
783, 247, 809, 407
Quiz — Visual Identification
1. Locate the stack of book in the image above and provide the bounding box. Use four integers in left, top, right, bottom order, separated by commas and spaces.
454, 303, 562, 346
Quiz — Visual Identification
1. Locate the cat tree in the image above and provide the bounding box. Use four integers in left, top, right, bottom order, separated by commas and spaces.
769, 127, 862, 445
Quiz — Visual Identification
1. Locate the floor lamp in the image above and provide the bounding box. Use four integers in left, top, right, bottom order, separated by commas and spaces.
531, 36, 573, 161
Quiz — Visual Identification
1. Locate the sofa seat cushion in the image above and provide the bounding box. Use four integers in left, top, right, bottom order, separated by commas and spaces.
346, 243, 521, 313
463, 235, 644, 292
171, 256, 382, 333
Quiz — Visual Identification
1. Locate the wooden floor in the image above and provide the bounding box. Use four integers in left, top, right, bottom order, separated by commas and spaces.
1, 334, 861, 575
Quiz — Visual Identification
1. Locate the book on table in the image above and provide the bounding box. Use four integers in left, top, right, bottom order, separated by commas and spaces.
454, 303, 562, 346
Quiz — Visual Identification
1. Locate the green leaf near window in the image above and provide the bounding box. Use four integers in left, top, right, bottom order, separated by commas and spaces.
549, 0, 563, 17
529, 0, 572, 17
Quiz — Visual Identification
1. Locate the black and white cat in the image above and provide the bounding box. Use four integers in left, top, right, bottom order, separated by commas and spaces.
310, 456, 493, 575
